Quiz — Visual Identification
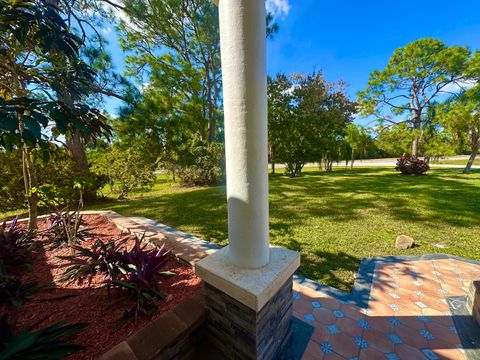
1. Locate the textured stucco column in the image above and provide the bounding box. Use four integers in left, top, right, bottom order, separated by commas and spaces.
217, 0, 270, 268
195, 1, 301, 358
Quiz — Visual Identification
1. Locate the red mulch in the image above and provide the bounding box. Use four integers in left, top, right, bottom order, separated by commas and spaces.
1, 215, 203, 359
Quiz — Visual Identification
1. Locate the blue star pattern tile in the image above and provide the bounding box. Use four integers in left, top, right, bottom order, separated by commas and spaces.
387, 333, 402, 345
421, 348, 440, 360
358, 319, 371, 330
311, 301, 321, 308
388, 317, 401, 327
303, 313, 315, 323
420, 329, 435, 340
418, 315, 430, 323
333, 310, 345, 318
327, 324, 341, 335
385, 353, 400, 360
353, 336, 368, 349
293, 291, 301, 300
319, 342, 334, 355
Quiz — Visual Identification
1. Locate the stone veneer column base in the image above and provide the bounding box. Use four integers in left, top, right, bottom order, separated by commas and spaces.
195, 246, 300, 360
468, 280, 480, 325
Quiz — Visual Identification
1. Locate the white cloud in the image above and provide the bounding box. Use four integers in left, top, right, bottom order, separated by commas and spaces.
266, 0, 291, 18
441, 79, 476, 94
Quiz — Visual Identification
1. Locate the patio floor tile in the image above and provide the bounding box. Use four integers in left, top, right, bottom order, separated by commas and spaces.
295, 257, 480, 360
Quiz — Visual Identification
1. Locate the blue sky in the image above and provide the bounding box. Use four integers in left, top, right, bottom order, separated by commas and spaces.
103, 0, 480, 125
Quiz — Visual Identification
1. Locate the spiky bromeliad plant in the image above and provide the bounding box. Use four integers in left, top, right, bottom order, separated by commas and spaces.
110, 237, 173, 326
0, 315, 86, 360
56, 237, 129, 282
0, 216, 35, 271
0, 216, 38, 307
58, 234, 174, 326
395, 155, 430, 175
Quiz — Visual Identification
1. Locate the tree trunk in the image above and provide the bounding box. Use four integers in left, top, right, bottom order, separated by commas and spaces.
463, 137, 480, 174
411, 114, 421, 157
19, 113, 38, 230
351, 148, 355, 169
67, 131, 89, 173
271, 162, 275, 174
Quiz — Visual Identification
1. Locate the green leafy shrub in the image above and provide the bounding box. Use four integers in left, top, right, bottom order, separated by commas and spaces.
0, 151, 26, 212
0, 315, 86, 360
174, 137, 224, 186
91, 147, 156, 199
0, 149, 106, 213
395, 155, 430, 175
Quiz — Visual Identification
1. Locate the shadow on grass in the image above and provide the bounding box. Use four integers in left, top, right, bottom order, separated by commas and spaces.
270, 167, 480, 227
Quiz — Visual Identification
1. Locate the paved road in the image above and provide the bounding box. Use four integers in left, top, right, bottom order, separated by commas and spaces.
272, 156, 479, 170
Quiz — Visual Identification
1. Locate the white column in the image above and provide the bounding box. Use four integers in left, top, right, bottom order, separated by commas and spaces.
218, 0, 270, 268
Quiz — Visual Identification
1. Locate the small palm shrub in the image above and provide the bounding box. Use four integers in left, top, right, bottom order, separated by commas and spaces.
0, 315, 86, 360
395, 155, 430, 175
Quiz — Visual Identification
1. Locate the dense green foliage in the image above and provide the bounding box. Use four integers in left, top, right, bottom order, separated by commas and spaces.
0, 150, 105, 213
268, 72, 356, 177
90, 147, 156, 198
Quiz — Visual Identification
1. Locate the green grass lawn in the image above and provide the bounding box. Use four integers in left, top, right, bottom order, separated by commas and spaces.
4, 167, 480, 291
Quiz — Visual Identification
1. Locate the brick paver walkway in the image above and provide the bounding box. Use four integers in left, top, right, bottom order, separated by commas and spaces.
295, 258, 480, 360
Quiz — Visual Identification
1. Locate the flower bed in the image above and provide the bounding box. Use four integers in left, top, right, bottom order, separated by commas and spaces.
1, 215, 202, 359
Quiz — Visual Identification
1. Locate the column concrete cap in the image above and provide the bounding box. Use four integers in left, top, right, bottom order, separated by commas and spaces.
195, 246, 300, 311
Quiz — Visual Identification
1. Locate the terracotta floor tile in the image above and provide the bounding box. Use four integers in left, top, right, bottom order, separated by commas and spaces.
311, 325, 331, 344
329, 333, 360, 359
335, 316, 362, 337
321, 297, 342, 310
395, 343, 426, 359
429, 315, 455, 329
367, 317, 394, 334
426, 322, 461, 344
341, 304, 365, 321
363, 329, 395, 354
314, 308, 336, 325
422, 307, 447, 317
303, 340, 324, 360
397, 314, 427, 330
359, 347, 386, 360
